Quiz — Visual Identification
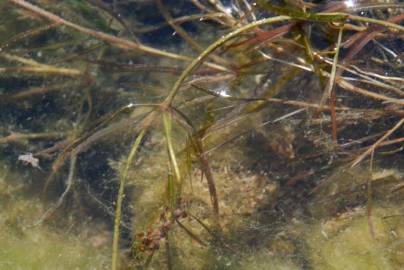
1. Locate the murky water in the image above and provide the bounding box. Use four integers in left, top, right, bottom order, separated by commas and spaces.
0, 1, 403, 269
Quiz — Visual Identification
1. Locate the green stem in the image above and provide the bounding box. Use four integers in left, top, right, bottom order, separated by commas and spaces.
164, 12, 404, 105
348, 14, 404, 32
111, 129, 146, 270
163, 112, 181, 184
164, 15, 292, 104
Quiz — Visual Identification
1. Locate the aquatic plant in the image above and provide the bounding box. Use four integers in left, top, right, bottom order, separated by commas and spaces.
0, 0, 403, 269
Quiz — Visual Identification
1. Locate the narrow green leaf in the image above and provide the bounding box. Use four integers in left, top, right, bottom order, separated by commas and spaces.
112, 129, 146, 270
163, 112, 181, 184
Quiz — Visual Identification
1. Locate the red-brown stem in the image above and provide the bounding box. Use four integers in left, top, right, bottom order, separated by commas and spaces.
330, 91, 338, 144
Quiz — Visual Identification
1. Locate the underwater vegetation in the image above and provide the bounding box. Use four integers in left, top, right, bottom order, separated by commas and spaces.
0, 0, 403, 269
0, 158, 111, 269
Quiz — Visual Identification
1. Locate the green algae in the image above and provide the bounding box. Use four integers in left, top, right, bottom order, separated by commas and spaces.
0, 162, 111, 270
236, 251, 300, 270
306, 204, 404, 270
0, 224, 110, 270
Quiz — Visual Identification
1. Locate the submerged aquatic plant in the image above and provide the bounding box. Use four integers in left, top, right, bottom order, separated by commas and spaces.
0, 0, 403, 269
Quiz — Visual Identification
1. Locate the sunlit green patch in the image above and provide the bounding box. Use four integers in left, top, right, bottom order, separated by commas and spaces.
306, 204, 404, 270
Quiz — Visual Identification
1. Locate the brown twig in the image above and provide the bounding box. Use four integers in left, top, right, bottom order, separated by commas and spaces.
367, 151, 375, 239
0, 132, 64, 144
9, 0, 228, 72
176, 219, 207, 247
0, 23, 58, 50
351, 118, 404, 167
9, 81, 84, 100
337, 78, 404, 106
330, 90, 338, 144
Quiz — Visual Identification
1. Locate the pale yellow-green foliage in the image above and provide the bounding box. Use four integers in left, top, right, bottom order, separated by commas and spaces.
306, 204, 404, 270
0, 164, 110, 270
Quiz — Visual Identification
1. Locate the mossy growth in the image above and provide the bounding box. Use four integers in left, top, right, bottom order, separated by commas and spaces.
306, 204, 404, 270
0, 161, 111, 270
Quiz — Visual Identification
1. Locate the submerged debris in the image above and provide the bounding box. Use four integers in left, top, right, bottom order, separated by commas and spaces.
17, 153, 42, 171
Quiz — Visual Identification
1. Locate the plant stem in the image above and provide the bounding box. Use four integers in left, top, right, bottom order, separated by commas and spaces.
9, 0, 228, 72
111, 129, 146, 270
165, 15, 292, 104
